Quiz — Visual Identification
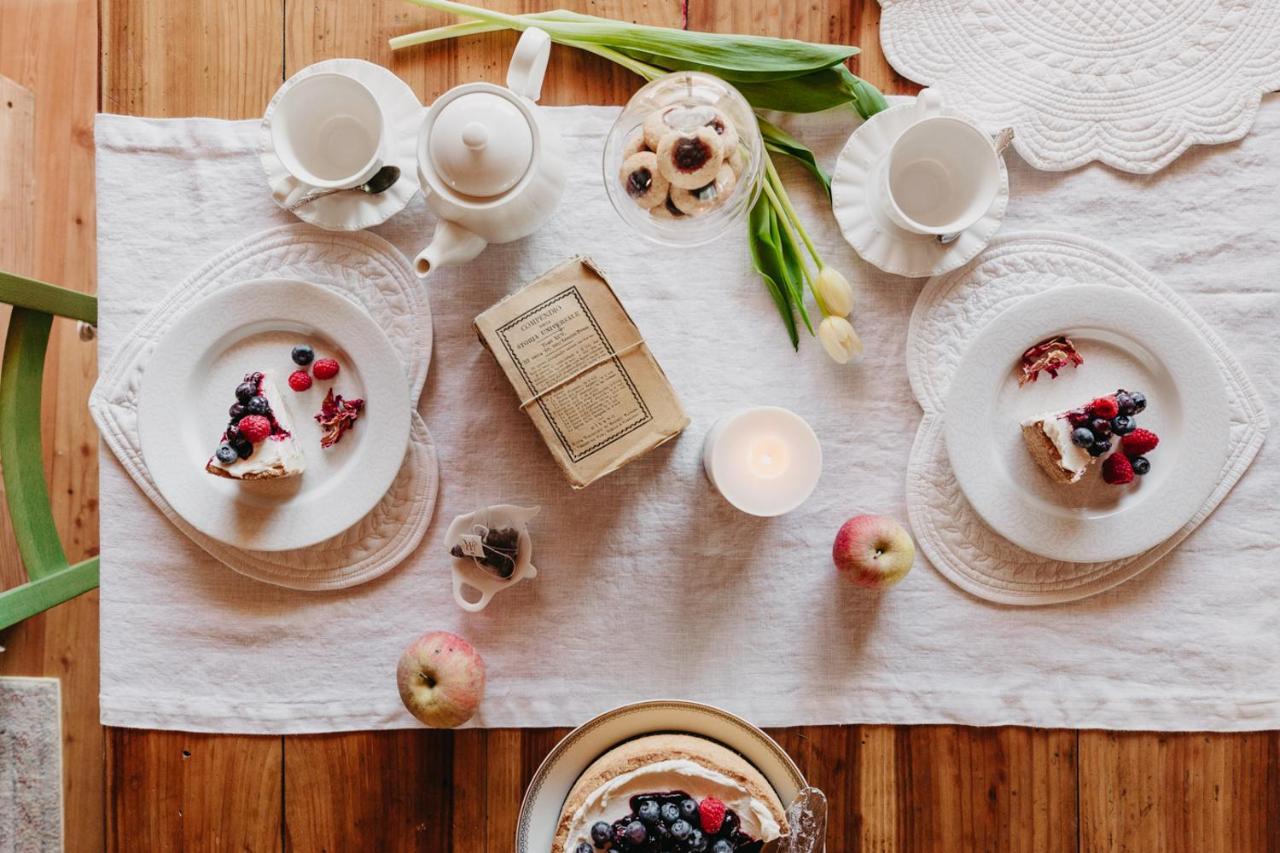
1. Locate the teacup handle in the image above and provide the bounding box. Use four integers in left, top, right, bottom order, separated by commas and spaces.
452, 573, 496, 613
916, 87, 943, 113
507, 27, 551, 102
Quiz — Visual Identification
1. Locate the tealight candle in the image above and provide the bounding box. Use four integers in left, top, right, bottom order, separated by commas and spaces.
703, 406, 822, 516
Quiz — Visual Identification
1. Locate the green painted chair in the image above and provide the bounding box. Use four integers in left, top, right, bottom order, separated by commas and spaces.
0, 269, 100, 631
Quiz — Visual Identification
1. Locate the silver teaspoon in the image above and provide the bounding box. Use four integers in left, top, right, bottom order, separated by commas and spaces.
777, 786, 828, 853
936, 127, 1015, 245
286, 165, 401, 213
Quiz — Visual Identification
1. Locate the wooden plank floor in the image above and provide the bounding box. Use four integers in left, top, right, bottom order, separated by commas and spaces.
0, 0, 1278, 849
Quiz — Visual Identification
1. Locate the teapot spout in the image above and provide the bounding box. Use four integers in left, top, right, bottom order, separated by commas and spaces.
414, 220, 489, 278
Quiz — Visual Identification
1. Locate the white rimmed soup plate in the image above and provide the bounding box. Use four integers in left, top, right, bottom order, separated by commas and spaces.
944, 285, 1230, 563
139, 279, 411, 552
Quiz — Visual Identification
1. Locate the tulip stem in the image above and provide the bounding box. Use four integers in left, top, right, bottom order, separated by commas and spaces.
765, 156, 824, 271
763, 177, 833, 316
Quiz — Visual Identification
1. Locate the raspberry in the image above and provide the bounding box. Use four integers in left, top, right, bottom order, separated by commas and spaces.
237, 414, 271, 443
1121, 428, 1159, 457
288, 370, 313, 392
312, 358, 340, 380
698, 797, 726, 834
1102, 452, 1134, 485
1088, 396, 1119, 419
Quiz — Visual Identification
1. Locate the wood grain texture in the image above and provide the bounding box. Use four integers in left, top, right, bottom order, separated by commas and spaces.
283, 730, 453, 851
286, 0, 685, 107
101, 0, 285, 119
0, 0, 102, 850
1078, 730, 1280, 852
2, 0, 1271, 849
106, 728, 284, 851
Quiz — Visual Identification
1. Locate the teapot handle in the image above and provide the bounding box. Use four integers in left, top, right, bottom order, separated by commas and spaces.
507, 27, 551, 102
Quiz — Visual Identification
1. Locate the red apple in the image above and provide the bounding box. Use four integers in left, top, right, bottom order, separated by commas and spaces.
832, 515, 915, 589
396, 631, 486, 728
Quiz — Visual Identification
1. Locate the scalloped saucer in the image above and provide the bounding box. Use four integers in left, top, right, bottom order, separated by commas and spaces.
260, 59, 423, 231
831, 93, 1009, 278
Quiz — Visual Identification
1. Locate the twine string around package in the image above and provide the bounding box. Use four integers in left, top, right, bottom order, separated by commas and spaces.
517, 338, 647, 410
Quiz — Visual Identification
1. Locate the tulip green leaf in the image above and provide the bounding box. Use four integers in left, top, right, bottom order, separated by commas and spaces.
748, 197, 799, 350
759, 118, 832, 198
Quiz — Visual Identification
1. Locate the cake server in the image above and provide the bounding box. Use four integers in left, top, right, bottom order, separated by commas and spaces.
779, 786, 827, 853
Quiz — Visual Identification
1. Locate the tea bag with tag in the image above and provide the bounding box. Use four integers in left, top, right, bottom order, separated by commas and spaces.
445, 505, 540, 611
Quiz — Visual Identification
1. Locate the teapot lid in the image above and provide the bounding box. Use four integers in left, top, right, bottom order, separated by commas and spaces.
429, 91, 533, 198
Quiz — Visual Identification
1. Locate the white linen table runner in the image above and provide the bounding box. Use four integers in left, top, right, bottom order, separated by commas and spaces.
95, 103, 1279, 733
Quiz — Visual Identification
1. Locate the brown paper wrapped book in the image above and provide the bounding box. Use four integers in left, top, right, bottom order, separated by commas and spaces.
474, 257, 690, 488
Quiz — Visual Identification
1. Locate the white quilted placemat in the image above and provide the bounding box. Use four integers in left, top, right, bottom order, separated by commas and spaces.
95, 106, 1280, 733
880, 0, 1280, 173
89, 223, 439, 589
906, 232, 1267, 605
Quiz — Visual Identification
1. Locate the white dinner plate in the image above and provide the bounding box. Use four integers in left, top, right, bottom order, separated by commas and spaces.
139, 279, 411, 552
516, 700, 806, 852
944, 285, 1230, 563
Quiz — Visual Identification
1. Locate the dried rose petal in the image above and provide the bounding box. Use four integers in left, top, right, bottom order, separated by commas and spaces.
1019, 335, 1084, 386
314, 388, 364, 448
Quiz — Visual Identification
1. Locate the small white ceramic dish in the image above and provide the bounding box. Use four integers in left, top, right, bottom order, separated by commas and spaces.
139, 279, 411, 552
445, 504, 539, 612
515, 700, 806, 852
261, 59, 422, 231
832, 90, 1009, 278
944, 285, 1230, 563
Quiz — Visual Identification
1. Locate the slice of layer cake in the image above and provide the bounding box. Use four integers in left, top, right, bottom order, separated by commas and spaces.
1020, 389, 1147, 485
206, 370, 305, 480
554, 733, 788, 853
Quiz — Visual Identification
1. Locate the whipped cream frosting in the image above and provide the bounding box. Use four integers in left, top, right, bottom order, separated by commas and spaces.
565, 758, 781, 847
209, 372, 306, 478
1023, 412, 1092, 481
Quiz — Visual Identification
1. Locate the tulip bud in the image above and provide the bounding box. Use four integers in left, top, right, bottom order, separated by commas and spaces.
818, 316, 863, 364
815, 266, 855, 317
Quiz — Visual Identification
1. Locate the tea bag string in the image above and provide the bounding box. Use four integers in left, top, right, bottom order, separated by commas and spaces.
517, 339, 646, 410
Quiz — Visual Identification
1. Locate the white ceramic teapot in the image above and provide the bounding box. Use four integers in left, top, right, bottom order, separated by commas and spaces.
414, 27, 566, 277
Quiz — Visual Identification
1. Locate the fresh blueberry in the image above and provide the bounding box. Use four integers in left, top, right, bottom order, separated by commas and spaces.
246, 396, 271, 416
1070, 427, 1095, 448
291, 344, 315, 366
1090, 418, 1112, 438
1111, 415, 1136, 435
688, 829, 708, 852
233, 437, 254, 459
661, 802, 681, 825
679, 797, 699, 823
710, 840, 734, 853
575, 843, 592, 853
235, 381, 256, 403
228, 402, 246, 421
625, 820, 647, 845
638, 799, 661, 824
1115, 392, 1135, 416
720, 810, 739, 837
671, 819, 692, 840
590, 821, 611, 846
1129, 391, 1147, 413
1087, 439, 1111, 458
215, 443, 237, 464
1131, 456, 1151, 475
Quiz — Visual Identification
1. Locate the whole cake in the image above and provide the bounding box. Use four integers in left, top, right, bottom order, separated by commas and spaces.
553, 733, 789, 853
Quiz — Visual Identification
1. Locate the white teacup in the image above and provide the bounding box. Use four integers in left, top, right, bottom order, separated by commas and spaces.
270, 72, 385, 190
882, 89, 999, 236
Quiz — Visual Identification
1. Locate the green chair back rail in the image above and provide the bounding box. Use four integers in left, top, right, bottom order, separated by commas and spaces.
0, 269, 99, 631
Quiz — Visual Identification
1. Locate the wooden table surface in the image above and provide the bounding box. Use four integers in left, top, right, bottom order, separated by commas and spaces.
1, 0, 1277, 850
